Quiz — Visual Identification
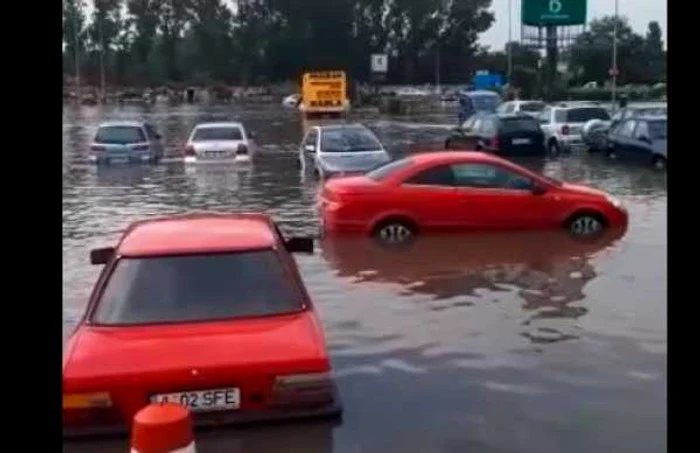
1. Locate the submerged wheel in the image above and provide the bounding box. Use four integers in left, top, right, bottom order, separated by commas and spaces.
652, 155, 666, 170
372, 219, 417, 245
548, 140, 560, 156
566, 213, 607, 238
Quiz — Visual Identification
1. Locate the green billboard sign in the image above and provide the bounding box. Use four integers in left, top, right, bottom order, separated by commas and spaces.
522, 0, 587, 26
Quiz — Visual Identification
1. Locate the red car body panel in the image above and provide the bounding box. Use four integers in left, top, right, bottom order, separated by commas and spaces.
63, 213, 340, 438
318, 152, 628, 235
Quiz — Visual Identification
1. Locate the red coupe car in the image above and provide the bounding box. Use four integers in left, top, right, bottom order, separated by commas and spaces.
63, 213, 341, 438
318, 151, 628, 244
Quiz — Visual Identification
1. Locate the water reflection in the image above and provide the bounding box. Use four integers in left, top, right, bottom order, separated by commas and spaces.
64, 420, 337, 453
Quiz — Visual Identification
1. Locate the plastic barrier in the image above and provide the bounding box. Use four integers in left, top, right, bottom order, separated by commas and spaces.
131, 403, 196, 453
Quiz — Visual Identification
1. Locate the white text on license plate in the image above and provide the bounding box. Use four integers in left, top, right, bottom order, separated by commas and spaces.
512, 138, 531, 145
150, 388, 240, 412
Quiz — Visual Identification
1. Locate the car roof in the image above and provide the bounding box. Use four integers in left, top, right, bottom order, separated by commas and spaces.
316, 123, 368, 131
193, 122, 244, 129
98, 121, 145, 128
118, 213, 278, 257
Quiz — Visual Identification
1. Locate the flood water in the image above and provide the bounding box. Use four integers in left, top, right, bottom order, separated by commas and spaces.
63, 104, 667, 453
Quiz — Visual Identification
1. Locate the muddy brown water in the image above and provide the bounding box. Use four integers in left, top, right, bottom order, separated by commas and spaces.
63, 104, 666, 453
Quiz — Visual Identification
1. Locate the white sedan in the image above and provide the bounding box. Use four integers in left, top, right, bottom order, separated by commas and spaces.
184, 122, 256, 164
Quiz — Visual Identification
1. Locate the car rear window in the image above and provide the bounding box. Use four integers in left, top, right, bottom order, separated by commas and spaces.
192, 127, 244, 141
91, 250, 302, 325
366, 157, 413, 181
95, 126, 146, 144
648, 120, 667, 140
500, 117, 541, 134
320, 127, 383, 153
470, 94, 501, 112
559, 108, 610, 123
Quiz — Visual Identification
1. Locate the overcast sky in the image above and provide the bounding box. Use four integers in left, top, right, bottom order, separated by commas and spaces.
481, 0, 667, 50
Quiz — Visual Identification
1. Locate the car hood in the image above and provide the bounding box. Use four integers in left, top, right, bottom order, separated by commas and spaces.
561, 182, 608, 198
64, 312, 327, 380
317, 151, 389, 172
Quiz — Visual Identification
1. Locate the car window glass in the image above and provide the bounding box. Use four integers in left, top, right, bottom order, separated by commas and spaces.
404, 164, 455, 186
634, 121, 649, 139
95, 126, 146, 144
503, 103, 515, 113
472, 118, 483, 132
620, 120, 636, 138
461, 116, 477, 130
481, 118, 497, 135
452, 163, 533, 190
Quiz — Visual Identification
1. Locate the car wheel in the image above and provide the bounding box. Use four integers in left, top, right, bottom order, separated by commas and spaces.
566, 213, 607, 238
372, 220, 416, 245
652, 155, 666, 170
548, 140, 560, 156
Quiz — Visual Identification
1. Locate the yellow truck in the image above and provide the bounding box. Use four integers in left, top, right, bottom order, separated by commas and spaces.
300, 70, 350, 116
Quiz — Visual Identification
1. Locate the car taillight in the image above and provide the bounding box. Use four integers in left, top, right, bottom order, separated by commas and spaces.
63, 392, 113, 409
184, 145, 195, 156
132, 144, 149, 151
491, 135, 500, 150
90, 145, 106, 152
236, 144, 249, 155
63, 392, 120, 427
561, 124, 570, 135
270, 372, 335, 408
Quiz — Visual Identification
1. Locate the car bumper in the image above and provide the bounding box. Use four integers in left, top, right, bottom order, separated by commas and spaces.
91, 154, 154, 164
63, 399, 342, 440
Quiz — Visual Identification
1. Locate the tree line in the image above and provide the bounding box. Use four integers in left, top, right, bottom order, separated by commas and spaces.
62, 0, 665, 90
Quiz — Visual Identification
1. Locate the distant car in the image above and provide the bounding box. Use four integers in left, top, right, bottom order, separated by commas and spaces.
90, 121, 164, 165
444, 113, 546, 157
282, 94, 302, 108
496, 100, 547, 118
184, 122, 255, 164
457, 90, 502, 124
582, 103, 668, 153
609, 103, 667, 129
317, 151, 628, 244
539, 105, 611, 154
299, 123, 390, 179
63, 213, 341, 437
606, 115, 667, 169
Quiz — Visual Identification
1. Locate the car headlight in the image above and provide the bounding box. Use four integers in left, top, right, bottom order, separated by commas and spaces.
606, 195, 623, 209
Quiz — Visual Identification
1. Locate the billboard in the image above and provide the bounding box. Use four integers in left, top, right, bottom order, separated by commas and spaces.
522, 0, 587, 26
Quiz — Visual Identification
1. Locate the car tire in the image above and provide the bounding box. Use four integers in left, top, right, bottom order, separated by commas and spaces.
372, 219, 417, 246
548, 140, 560, 156
652, 155, 666, 170
565, 212, 607, 238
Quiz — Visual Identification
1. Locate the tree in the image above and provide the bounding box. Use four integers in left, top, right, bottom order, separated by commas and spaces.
63, 0, 87, 78
645, 21, 665, 82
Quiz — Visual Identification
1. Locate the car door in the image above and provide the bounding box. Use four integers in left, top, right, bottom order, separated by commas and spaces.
450, 162, 560, 229
614, 119, 637, 158
299, 128, 318, 169
397, 164, 464, 231
629, 120, 654, 162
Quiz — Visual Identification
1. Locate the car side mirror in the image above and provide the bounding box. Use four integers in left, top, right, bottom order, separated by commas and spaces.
304, 145, 315, 153
285, 237, 314, 253
531, 185, 547, 196
90, 247, 115, 265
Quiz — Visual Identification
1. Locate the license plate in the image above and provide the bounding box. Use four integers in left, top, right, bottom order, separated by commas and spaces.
512, 138, 531, 145
150, 387, 240, 412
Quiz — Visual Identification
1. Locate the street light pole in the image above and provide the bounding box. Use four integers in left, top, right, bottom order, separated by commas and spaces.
72, 2, 80, 103
611, 0, 619, 110
98, 5, 106, 103
507, 0, 513, 86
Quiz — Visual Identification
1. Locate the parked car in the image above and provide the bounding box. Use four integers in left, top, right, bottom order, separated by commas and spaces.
539, 104, 611, 154
582, 103, 667, 153
184, 122, 255, 164
444, 113, 546, 157
457, 90, 502, 124
298, 123, 390, 179
609, 102, 667, 129
496, 100, 547, 118
89, 121, 164, 165
63, 213, 341, 437
605, 115, 667, 169
317, 151, 628, 244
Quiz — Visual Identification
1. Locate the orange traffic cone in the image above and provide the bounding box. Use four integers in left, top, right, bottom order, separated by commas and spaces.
130, 403, 196, 453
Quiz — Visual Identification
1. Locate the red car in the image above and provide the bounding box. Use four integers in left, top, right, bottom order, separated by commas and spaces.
63, 213, 341, 438
318, 151, 628, 244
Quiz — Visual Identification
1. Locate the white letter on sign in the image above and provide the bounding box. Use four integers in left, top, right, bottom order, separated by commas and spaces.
549, 0, 562, 14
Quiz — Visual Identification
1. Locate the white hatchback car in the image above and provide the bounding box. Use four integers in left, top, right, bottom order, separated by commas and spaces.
184, 122, 255, 164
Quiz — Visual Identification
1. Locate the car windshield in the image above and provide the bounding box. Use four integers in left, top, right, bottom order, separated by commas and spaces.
519, 102, 546, 112
563, 108, 610, 123
320, 127, 382, 153
366, 157, 413, 181
192, 127, 243, 141
91, 250, 302, 325
648, 120, 667, 140
95, 126, 146, 144
500, 117, 541, 133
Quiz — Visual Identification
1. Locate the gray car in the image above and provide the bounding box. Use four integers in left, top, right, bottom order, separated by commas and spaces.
298, 124, 390, 178
90, 121, 164, 165
606, 115, 667, 169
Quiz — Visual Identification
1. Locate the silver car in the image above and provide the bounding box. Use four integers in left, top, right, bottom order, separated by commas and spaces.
298, 124, 390, 178
184, 122, 256, 164
539, 104, 611, 154
89, 121, 164, 165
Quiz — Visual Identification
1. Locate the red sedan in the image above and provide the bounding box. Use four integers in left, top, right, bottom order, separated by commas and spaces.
63, 213, 341, 438
318, 151, 628, 244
